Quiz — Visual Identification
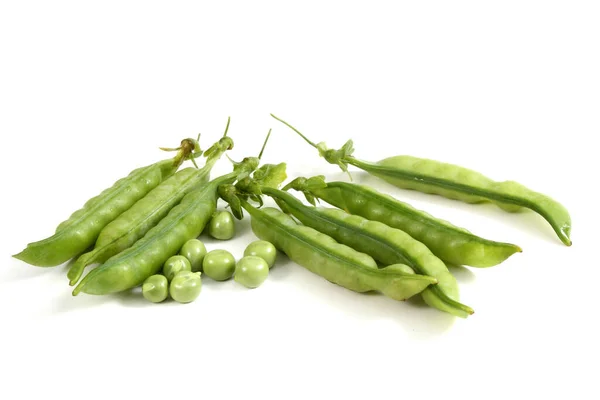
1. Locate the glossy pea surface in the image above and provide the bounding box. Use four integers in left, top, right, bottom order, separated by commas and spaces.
234, 256, 269, 288
142, 274, 169, 303
313, 181, 521, 268
169, 271, 202, 303
180, 239, 207, 272
202, 249, 236, 281
163, 255, 192, 281
243, 240, 277, 268
208, 211, 235, 240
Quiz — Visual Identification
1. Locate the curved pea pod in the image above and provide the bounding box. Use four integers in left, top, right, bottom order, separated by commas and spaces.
263, 187, 472, 317
13, 138, 202, 267
271, 114, 572, 246
73, 172, 240, 296
243, 203, 437, 302
67, 136, 234, 285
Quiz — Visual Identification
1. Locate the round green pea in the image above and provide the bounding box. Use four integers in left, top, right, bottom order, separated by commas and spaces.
169, 271, 202, 304
243, 240, 277, 268
208, 211, 235, 240
234, 256, 269, 288
142, 274, 169, 303
384, 264, 415, 274
180, 239, 207, 272
163, 255, 192, 281
202, 249, 236, 281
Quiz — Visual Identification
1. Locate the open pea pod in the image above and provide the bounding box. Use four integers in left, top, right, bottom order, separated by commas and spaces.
271, 114, 572, 246
239, 201, 437, 302
14, 134, 204, 267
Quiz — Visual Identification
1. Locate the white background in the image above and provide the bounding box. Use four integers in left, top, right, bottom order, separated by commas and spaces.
1, 1, 598, 399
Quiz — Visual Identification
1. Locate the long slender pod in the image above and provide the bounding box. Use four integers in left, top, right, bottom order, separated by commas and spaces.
13, 136, 202, 267
73, 128, 274, 295
67, 134, 234, 285
262, 186, 472, 317
239, 201, 437, 302
271, 114, 572, 246
73, 171, 240, 295
287, 177, 521, 268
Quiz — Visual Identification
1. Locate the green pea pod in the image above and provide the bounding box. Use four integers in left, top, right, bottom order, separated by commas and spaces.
73, 171, 245, 296
73, 127, 274, 295
271, 114, 572, 246
13, 137, 202, 267
286, 177, 521, 268
66, 135, 234, 285
262, 187, 472, 317
242, 202, 437, 302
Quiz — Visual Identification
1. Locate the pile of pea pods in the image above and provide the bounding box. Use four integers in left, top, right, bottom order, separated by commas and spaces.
13, 116, 572, 317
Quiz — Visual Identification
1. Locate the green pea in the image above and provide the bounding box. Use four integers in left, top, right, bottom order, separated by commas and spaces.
163, 255, 192, 281
243, 240, 277, 268
142, 274, 169, 303
202, 249, 236, 281
234, 256, 269, 288
180, 239, 207, 272
169, 271, 202, 303
208, 211, 235, 240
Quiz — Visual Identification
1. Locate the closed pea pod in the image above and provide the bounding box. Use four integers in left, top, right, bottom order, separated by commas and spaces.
262, 186, 472, 317
66, 132, 234, 285
271, 114, 572, 246
286, 176, 521, 268
73, 170, 251, 295
72, 129, 274, 295
235, 200, 437, 302
13, 136, 202, 267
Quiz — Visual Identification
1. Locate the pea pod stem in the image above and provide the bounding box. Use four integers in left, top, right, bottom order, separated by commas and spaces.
271, 114, 572, 246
